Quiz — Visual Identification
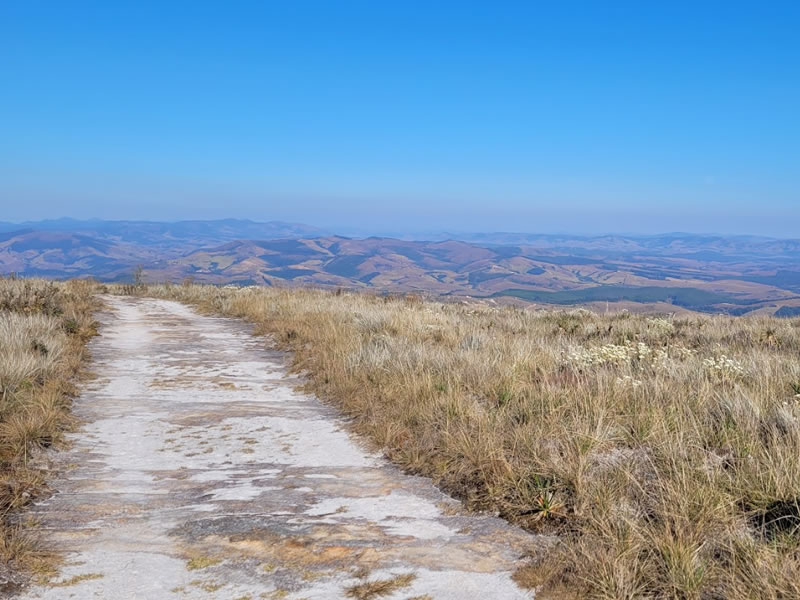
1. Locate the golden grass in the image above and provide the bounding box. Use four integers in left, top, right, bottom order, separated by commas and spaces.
0, 277, 98, 581
119, 283, 800, 599
345, 573, 416, 599
186, 555, 222, 570
48, 572, 104, 587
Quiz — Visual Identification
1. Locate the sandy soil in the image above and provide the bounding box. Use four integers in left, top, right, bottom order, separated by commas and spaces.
19, 296, 542, 599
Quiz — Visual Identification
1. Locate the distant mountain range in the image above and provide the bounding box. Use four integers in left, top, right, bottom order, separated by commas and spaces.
2, 219, 800, 315
0, 218, 326, 247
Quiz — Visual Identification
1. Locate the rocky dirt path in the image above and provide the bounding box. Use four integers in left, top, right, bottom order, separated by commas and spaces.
20, 296, 540, 599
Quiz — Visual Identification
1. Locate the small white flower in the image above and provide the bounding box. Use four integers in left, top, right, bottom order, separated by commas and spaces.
703, 354, 745, 378
647, 317, 675, 336
616, 375, 643, 388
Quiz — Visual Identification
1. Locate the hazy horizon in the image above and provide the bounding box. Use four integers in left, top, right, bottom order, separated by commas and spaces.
2, 2, 798, 237
2, 215, 799, 241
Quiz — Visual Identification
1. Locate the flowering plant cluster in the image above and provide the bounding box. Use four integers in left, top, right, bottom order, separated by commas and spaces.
566, 338, 743, 380
646, 317, 675, 336
702, 354, 746, 379
567, 340, 677, 368
567, 343, 638, 368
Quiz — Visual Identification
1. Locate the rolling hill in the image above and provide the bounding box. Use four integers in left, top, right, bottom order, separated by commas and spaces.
2, 220, 800, 315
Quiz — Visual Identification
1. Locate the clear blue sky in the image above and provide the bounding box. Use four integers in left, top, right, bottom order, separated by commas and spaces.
1, 1, 798, 236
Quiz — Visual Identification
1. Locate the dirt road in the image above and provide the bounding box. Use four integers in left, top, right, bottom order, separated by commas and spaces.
20, 296, 540, 599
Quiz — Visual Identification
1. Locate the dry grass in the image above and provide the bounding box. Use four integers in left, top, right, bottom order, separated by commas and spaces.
48, 572, 104, 587
121, 283, 800, 599
345, 572, 416, 599
186, 555, 221, 570
0, 277, 98, 584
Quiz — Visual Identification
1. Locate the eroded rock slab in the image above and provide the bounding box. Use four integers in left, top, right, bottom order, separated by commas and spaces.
19, 296, 540, 599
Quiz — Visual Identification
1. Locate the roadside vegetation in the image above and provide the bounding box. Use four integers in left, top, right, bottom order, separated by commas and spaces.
494, 285, 741, 309
0, 277, 97, 586
122, 283, 800, 599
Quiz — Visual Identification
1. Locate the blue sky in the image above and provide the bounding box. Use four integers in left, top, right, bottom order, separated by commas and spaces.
1, 1, 798, 236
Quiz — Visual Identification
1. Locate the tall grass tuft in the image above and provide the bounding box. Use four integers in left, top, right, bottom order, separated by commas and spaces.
0, 277, 97, 585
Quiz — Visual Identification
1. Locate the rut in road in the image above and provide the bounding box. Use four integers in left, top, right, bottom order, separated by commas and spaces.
20, 296, 542, 599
